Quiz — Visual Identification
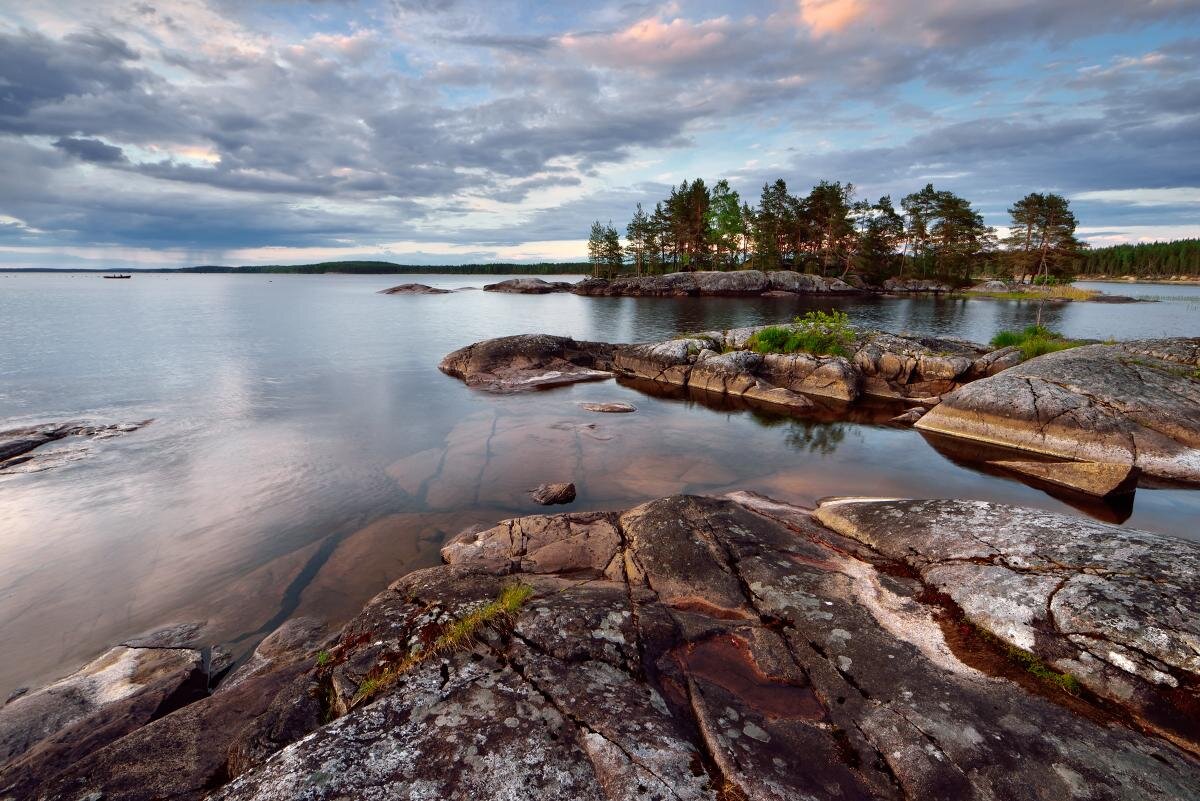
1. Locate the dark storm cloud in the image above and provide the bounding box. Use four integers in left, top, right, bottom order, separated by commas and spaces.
53, 137, 128, 163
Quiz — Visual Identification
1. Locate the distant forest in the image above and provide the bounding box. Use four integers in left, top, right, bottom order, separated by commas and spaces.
587, 176, 1200, 283
1077, 239, 1200, 278
174, 261, 592, 275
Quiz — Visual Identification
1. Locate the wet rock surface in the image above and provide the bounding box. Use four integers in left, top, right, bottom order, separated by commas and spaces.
916, 339, 1200, 484
8, 494, 1200, 800
483, 277, 574, 293
378, 283, 452, 294
438, 334, 618, 393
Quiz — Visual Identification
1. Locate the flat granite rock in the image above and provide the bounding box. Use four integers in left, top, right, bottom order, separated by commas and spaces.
814, 497, 1200, 755
915, 339, 1200, 484
208, 495, 1199, 801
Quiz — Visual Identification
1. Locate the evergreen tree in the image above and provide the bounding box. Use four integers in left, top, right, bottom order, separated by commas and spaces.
602, 222, 623, 279
587, 220, 606, 277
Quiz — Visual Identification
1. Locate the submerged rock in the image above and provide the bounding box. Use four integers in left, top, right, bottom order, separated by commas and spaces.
482, 277, 573, 293
529, 482, 576, 505
916, 339, 1200, 484
438, 334, 617, 392
579, 401, 636, 413
378, 283, 451, 294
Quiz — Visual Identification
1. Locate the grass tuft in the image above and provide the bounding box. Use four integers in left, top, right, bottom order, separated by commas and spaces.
747, 310, 854, 357
1004, 644, 1083, 695
990, 325, 1080, 359
351, 582, 534, 707
315, 649, 332, 667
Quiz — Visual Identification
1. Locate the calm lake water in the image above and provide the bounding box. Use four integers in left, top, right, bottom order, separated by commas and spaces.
1, 272, 1197, 697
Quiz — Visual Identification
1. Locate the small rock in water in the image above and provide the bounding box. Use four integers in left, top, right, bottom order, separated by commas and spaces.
889, 407, 927, 426
579, 401, 636, 413
529, 482, 576, 505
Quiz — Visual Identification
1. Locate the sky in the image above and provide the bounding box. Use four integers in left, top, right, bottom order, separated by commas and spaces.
1, 1, 1199, 269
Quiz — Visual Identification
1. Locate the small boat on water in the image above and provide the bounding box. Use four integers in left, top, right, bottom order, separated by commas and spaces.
102, 274, 132, 279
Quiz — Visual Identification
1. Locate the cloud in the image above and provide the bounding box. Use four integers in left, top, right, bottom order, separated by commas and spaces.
1074, 188, 1200, 206
1, 0, 1199, 266
53, 136, 128, 163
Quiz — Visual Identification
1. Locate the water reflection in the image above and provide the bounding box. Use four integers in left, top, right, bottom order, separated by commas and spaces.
0, 272, 1196, 700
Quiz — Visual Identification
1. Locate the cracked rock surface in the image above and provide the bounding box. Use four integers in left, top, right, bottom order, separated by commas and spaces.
815, 497, 1200, 756
206, 494, 1199, 801
915, 339, 1200, 483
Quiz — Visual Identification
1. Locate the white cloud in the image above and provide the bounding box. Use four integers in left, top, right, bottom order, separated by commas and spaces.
1073, 187, 1200, 206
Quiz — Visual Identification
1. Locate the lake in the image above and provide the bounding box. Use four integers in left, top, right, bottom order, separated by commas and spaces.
1, 272, 1197, 698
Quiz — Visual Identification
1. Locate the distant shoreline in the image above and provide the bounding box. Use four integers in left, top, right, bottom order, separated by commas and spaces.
0, 261, 592, 276
1076, 275, 1200, 285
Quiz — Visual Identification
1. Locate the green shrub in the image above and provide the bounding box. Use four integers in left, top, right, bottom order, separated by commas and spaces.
747, 310, 854, 357
990, 325, 1079, 360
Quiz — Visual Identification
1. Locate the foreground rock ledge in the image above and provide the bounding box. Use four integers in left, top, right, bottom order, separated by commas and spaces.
8, 494, 1199, 800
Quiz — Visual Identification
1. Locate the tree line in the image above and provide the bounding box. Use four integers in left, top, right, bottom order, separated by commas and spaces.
1076, 239, 1200, 278
587, 178, 1087, 285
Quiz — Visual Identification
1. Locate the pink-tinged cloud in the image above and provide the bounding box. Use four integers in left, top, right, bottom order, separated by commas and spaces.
797, 0, 867, 36
560, 16, 737, 68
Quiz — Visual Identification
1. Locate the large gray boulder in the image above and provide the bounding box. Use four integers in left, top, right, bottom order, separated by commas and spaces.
438, 334, 616, 392
915, 339, 1200, 484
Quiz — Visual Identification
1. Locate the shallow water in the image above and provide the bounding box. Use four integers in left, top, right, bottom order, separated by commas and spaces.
0, 272, 1197, 697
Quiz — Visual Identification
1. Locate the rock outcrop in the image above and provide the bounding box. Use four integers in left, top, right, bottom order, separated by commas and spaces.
438, 334, 617, 392
483, 278, 574, 293
572, 269, 859, 297
378, 283, 452, 294
915, 338, 1200, 485
8, 493, 1200, 800
440, 327, 1028, 409
852, 332, 1000, 399
881, 277, 953, 293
